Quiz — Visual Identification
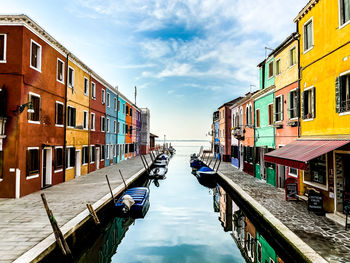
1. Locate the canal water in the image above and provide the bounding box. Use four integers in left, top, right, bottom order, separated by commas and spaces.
76, 140, 247, 263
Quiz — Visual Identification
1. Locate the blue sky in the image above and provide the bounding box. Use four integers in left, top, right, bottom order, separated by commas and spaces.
1, 0, 307, 140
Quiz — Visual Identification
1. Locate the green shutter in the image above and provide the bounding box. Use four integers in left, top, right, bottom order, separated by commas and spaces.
311, 87, 316, 118
287, 92, 290, 119
281, 94, 284, 121
335, 77, 340, 113
301, 91, 305, 119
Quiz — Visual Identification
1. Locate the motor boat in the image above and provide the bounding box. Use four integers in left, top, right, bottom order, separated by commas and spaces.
154, 160, 168, 167
196, 166, 216, 180
148, 167, 167, 179
190, 159, 205, 170
115, 187, 150, 218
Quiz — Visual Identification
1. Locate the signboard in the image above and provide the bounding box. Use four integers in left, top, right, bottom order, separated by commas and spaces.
285, 178, 298, 201
343, 192, 350, 215
307, 190, 324, 215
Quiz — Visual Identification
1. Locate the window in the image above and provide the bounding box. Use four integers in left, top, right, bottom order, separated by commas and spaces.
123, 104, 126, 114
55, 102, 64, 126
123, 123, 125, 134
126, 124, 129, 134
91, 82, 96, 99
276, 59, 281, 75
101, 145, 105, 160
117, 121, 120, 133
28, 93, 40, 123
84, 77, 89, 96
0, 34, 6, 62
304, 19, 313, 52
275, 95, 283, 122
110, 144, 113, 158
231, 146, 239, 159
126, 105, 129, 115
290, 47, 296, 66
26, 148, 39, 176
256, 109, 260, 127
114, 98, 117, 111
65, 147, 75, 169
106, 144, 110, 159
83, 111, 88, 130
101, 116, 105, 132
107, 93, 110, 107
268, 61, 273, 78
67, 106, 76, 128
90, 146, 96, 163
245, 107, 249, 125
340, 0, 350, 26
302, 87, 315, 119
82, 146, 89, 165
30, 40, 41, 71
114, 120, 117, 133
130, 125, 133, 135
113, 144, 117, 157
130, 108, 133, 117
118, 100, 120, 112
102, 89, 105, 104
68, 67, 75, 88
289, 167, 298, 177
249, 105, 252, 125
304, 155, 327, 185
106, 118, 110, 132
288, 90, 298, 119
244, 146, 253, 163
338, 74, 350, 113
257, 242, 262, 263
91, 113, 95, 130
54, 147, 63, 171
268, 104, 273, 125
57, 59, 64, 82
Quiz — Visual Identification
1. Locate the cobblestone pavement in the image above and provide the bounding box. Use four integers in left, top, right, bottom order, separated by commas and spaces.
0, 155, 151, 263
215, 161, 350, 263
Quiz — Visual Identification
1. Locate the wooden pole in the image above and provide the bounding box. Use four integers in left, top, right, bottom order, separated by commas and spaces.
216, 159, 221, 172
41, 194, 71, 256
86, 203, 100, 225
119, 169, 127, 189
213, 158, 218, 170
142, 155, 151, 172
140, 154, 148, 174
105, 175, 115, 203
149, 152, 154, 162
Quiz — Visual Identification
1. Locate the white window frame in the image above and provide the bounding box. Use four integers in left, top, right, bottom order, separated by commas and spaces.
68, 66, 75, 89
26, 146, 40, 179
302, 155, 329, 191
91, 112, 95, 131
275, 94, 283, 123
303, 17, 314, 54
82, 146, 89, 166
255, 108, 260, 128
101, 116, 105, 132
289, 45, 297, 68
65, 146, 74, 170
90, 145, 95, 164
28, 91, 41, 124
67, 105, 76, 128
107, 92, 110, 107
55, 101, 64, 127
84, 77, 89, 96
83, 110, 88, 130
106, 144, 110, 159
101, 145, 105, 161
110, 144, 113, 159
102, 89, 105, 104
268, 103, 274, 126
289, 167, 298, 178
303, 85, 314, 121
114, 98, 117, 111
268, 60, 274, 79
0, 34, 7, 63
114, 120, 117, 133
30, 39, 42, 72
275, 58, 281, 76
114, 144, 117, 157
339, 0, 350, 29
91, 82, 96, 99
54, 146, 64, 173
289, 88, 299, 120
106, 118, 110, 133
56, 58, 65, 84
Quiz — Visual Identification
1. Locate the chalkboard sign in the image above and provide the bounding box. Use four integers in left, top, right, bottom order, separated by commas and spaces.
308, 190, 324, 215
343, 192, 350, 215
285, 178, 298, 201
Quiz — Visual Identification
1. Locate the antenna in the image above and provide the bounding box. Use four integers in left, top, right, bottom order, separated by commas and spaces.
265, 47, 274, 58
134, 86, 137, 105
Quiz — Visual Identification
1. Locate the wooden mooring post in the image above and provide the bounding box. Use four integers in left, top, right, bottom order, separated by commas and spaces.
105, 175, 116, 203
86, 203, 100, 225
41, 193, 71, 256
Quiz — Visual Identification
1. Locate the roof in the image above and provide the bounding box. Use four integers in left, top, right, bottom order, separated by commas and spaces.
264, 139, 350, 170
294, 0, 320, 22
150, 133, 158, 138
218, 97, 243, 110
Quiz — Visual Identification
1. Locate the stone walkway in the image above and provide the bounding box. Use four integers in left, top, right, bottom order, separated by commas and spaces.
214, 161, 350, 263
0, 155, 151, 263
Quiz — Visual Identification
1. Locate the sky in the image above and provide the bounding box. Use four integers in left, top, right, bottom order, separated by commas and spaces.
1, 0, 307, 140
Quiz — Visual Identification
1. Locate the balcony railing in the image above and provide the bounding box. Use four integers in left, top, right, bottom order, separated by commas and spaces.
340, 99, 350, 113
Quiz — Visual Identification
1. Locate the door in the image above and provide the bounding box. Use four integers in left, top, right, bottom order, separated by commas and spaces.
75, 150, 81, 177
42, 148, 52, 188
96, 147, 100, 169
240, 144, 244, 170
278, 165, 286, 188
260, 148, 266, 181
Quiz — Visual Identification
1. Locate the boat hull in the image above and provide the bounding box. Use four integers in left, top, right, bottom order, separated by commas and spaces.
115, 187, 150, 218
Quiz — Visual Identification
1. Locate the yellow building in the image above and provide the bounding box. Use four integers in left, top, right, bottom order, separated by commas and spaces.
294, 0, 350, 217
65, 56, 91, 181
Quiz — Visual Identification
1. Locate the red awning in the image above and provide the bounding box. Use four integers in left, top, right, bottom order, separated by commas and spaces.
264, 140, 350, 170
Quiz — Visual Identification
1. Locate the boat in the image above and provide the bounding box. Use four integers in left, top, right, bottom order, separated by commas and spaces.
148, 167, 167, 179
157, 153, 169, 161
190, 159, 205, 170
154, 160, 168, 167
196, 174, 217, 189
196, 166, 216, 180
115, 187, 150, 218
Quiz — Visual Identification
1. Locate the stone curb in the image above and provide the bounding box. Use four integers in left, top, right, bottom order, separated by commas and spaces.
217, 170, 328, 263
13, 160, 151, 263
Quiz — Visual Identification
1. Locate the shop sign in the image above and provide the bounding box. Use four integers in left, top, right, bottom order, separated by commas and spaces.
307, 190, 324, 215
285, 178, 298, 201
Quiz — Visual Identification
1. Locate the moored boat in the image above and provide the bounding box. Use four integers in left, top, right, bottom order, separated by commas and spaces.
148, 167, 167, 179
196, 166, 216, 179
115, 187, 150, 218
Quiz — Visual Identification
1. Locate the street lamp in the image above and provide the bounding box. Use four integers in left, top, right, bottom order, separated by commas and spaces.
14, 102, 34, 114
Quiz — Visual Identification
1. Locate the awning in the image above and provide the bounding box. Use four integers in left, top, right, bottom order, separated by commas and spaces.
264, 140, 350, 170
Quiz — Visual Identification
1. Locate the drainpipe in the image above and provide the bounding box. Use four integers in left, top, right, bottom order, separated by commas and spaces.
116, 86, 119, 163
63, 53, 70, 182
87, 73, 91, 173
296, 22, 301, 139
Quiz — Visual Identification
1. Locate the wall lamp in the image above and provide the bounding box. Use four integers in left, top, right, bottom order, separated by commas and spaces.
14, 102, 34, 114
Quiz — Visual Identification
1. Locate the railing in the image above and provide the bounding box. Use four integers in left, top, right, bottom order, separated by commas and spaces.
340, 99, 350, 113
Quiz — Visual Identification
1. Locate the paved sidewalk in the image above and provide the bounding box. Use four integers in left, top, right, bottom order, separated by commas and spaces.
0, 155, 151, 263
215, 161, 350, 263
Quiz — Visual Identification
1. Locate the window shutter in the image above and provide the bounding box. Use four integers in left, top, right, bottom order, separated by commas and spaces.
301, 91, 305, 119
311, 87, 316, 118
335, 77, 340, 113
281, 95, 284, 121
287, 92, 291, 119
296, 88, 301, 118
26, 150, 30, 177
65, 149, 68, 168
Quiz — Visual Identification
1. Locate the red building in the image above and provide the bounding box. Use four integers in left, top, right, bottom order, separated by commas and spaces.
0, 16, 66, 197
89, 76, 106, 172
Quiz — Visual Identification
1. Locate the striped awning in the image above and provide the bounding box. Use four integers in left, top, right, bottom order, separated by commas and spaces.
264, 140, 350, 170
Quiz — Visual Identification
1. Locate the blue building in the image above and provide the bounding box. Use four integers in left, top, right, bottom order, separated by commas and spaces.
117, 95, 126, 162
105, 88, 118, 166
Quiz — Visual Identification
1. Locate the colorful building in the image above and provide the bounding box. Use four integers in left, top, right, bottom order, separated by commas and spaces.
212, 111, 220, 159
117, 96, 126, 162
135, 108, 141, 155
230, 99, 244, 168
124, 102, 132, 159
140, 108, 150, 155
105, 87, 118, 166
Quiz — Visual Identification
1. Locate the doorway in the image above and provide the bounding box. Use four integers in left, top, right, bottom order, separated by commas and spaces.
96, 147, 100, 169
42, 148, 52, 188
75, 150, 81, 178
278, 165, 286, 188
260, 148, 266, 181
239, 144, 244, 170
